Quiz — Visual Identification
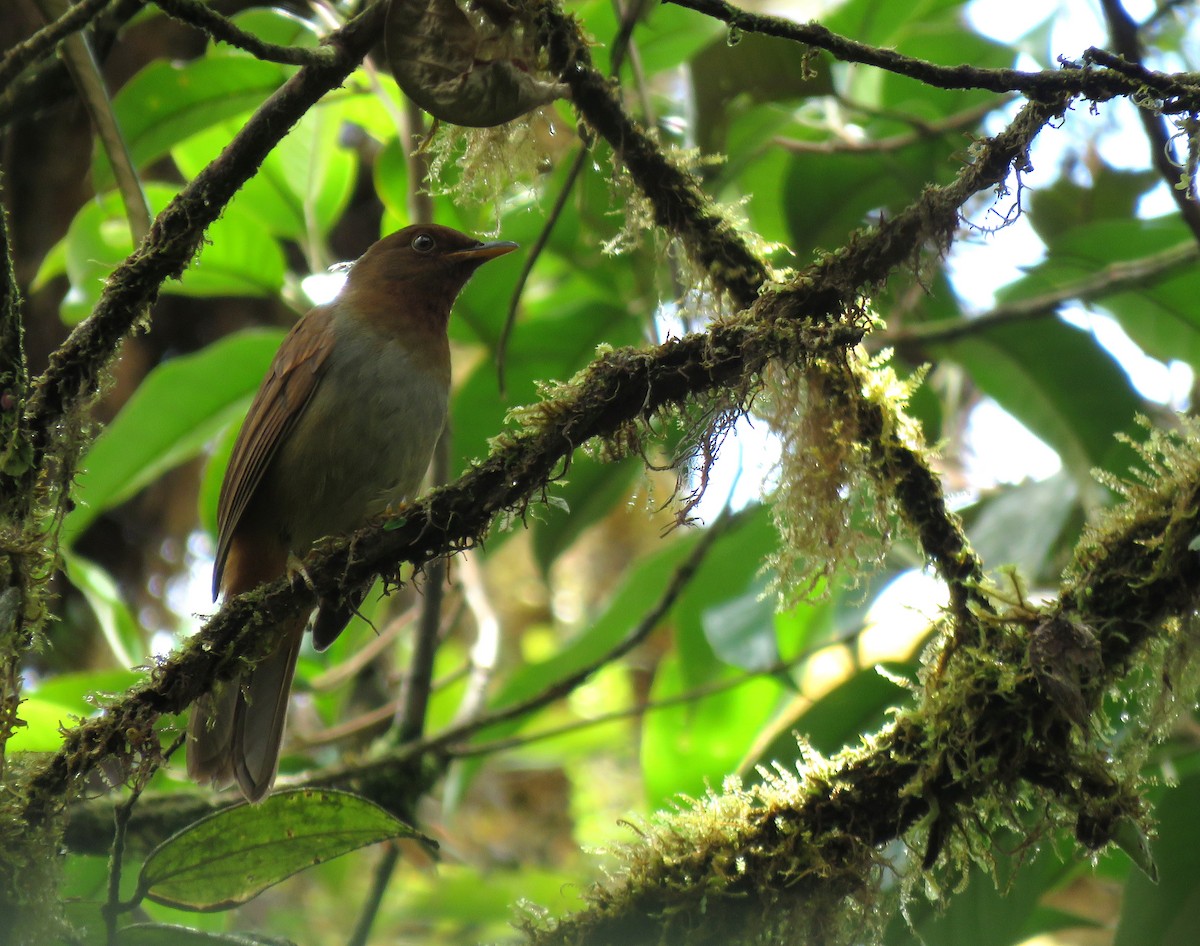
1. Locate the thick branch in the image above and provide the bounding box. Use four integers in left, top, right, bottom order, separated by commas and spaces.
534, 0, 768, 307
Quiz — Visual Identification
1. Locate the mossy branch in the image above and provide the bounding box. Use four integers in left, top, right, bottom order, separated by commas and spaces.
506, 434, 1200, 946
20, 80, 1069, 825
667, 0, 1200, 111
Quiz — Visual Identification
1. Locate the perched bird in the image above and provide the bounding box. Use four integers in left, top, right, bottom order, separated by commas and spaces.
188, 224, 517, 802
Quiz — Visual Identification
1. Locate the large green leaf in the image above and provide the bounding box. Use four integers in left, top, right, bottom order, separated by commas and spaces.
886, 831, 1081, 946
999, 216, 1200, 368
65, 330, 284, 544
939, 318, 1142, 487
137, 790, 428, 911
171, 100, 358, 249
640, 654, 786, 807
93, 58, 289, 191
51, 186, 285, 323
118, 925, 291, 945
531, 454, 644, 573
61, 550, 145, 666
748, 662, 915, 776
1115, 771, 1200, 946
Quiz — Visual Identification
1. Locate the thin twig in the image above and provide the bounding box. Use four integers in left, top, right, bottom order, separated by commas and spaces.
411, 506, 735, 756
393, 98, 441, 744
0, 0, 112, 94
33, 0, 151, 241
776, 99, 1004, 155
881, 240, 1200, 347
451, 617, 875, 759
497, 0, 653, 394
497, 141, 589, 396
1097, 0, 1200, 243
664, 0, 1200, 110
100, 751, 162, 946
308, 602, 418, 691
153, 0, 338, 66
346, 844, 401, 946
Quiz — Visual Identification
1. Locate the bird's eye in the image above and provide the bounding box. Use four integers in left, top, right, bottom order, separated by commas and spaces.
411, 233, 436, 254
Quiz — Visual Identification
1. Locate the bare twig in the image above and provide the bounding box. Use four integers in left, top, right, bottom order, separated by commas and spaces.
152, 0, 338, 66
776, 99, 1004, 155
32, 0, 151, 241
1098, 0, 1200, 243
0, 0, 112, 94
881, 240, 1200, 347
346, 844, 400, 946
451, 617, 874, 760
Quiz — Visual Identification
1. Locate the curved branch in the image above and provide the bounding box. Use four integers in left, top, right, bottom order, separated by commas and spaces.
667, 0, 1200, 111
152, 0, 339, 66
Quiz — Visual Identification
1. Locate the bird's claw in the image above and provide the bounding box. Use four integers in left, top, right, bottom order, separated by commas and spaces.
285, 553, 316, 593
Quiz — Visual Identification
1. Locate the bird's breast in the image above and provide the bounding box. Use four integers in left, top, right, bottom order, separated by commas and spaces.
269, 312, 450, 551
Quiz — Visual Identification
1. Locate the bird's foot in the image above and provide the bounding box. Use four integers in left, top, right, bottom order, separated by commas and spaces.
285, 552, 316, 592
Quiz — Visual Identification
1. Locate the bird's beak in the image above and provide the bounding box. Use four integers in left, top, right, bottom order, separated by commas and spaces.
446, 241, 519, 262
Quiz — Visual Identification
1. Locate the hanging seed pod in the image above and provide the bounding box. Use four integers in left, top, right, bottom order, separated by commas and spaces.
385, 0, 568, 127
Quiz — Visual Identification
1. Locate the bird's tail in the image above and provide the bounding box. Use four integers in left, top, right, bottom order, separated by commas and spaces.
186, 615, 305, 802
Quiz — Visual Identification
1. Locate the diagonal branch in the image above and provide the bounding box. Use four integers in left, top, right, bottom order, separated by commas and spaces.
1097, 0, 1200, 243
666, 0, 1200, 111
0, 0, 113, 94
151, 0, 339, 66
881, 240, 1200, 348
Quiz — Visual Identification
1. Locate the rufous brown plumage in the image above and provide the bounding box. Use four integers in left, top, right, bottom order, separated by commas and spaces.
187, 224, 517, 801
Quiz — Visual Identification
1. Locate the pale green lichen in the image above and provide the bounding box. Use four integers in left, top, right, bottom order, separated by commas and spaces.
760, 347, 925, 602
424, 107, 562, 227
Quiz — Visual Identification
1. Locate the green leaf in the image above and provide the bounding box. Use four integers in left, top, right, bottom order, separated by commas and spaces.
701, 572, 779, 672
118, 924, 294, 945
137, 789, 429, 911
65, 330, 284, 545
1114, 771, 1200, 945
964, 472, 1079, 582
5, 696, 77, 753
93, 57, 289, 191
640, 654, 786, 806
58, 186, 285, 323
61, 550, 144, 666
1027, 165, 1160, 243
531, 455, 643, 572
939, 319, 1142, 486
172, 100, 358, 248
750, 663, 915, 774
1000, 216, 1200, 369
887, 830, 1077, 946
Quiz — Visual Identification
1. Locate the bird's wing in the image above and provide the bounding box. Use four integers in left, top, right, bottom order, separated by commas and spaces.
213, 307, 335, 597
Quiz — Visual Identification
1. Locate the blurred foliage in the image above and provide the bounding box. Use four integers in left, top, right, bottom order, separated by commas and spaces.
6, 0, 1200, 943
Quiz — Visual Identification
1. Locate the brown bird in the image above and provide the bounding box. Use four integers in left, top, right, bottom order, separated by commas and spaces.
188, 224, 517, 801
